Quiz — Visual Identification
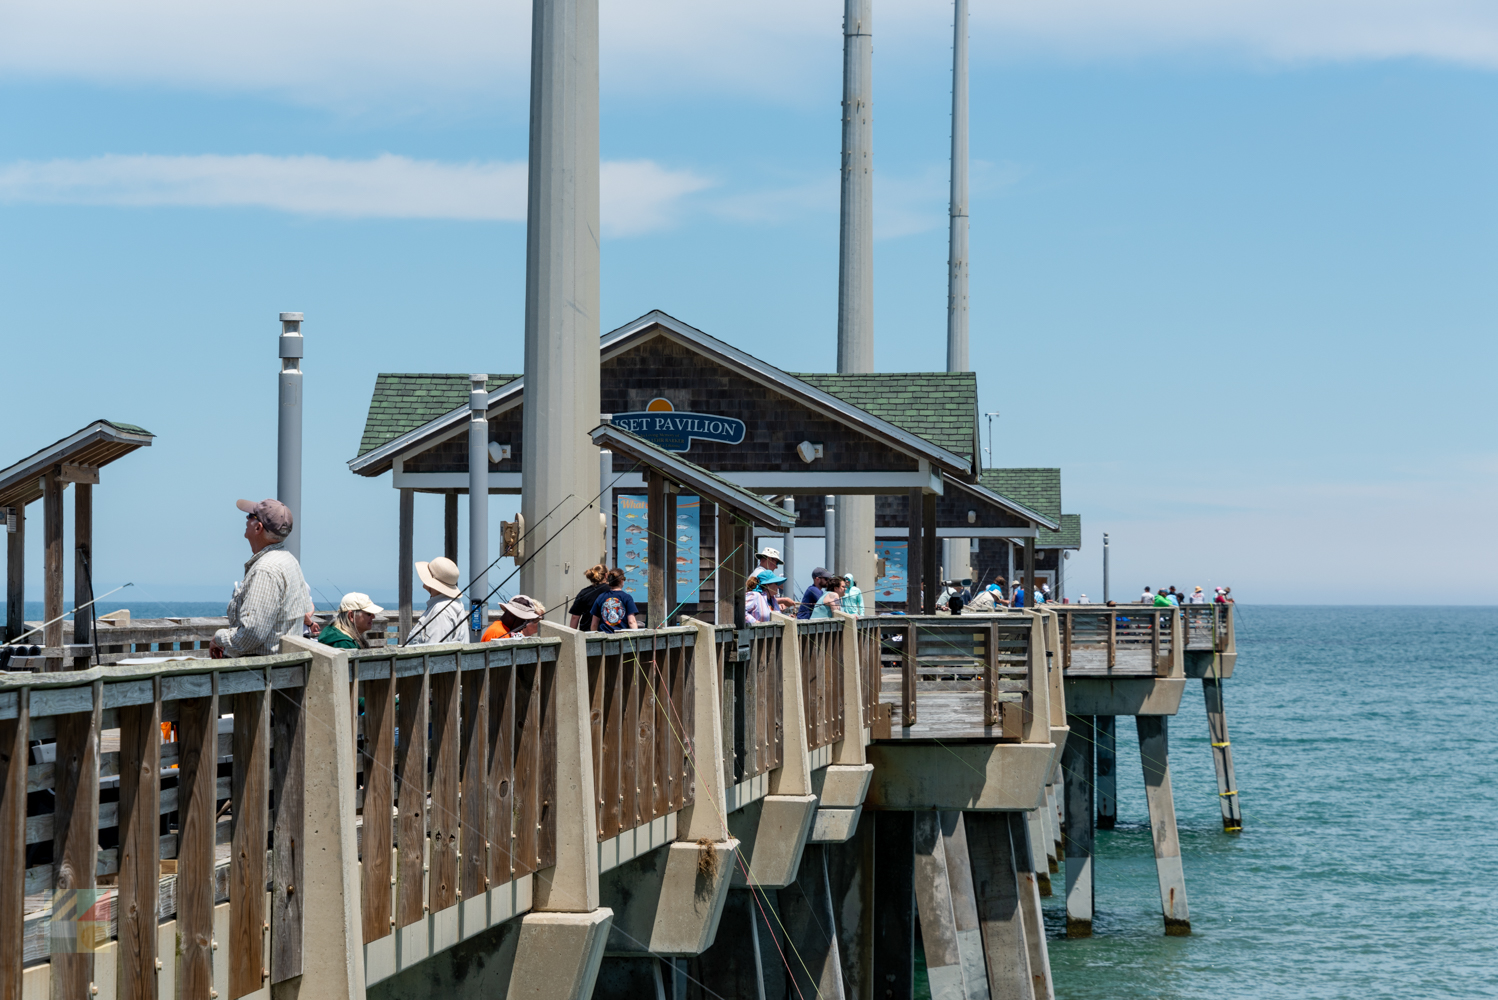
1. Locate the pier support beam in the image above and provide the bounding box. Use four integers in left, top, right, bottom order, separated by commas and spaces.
965, 812, 1030, 1000
940, 813, 990, 1000
872, 812, 916, 1000
1025, 808, 1051, 896
42, 468, 63, 671
1009, 812, 1054, 1000
1095, 715, 1116, 830
1062, 714, 1094, 937
1136, 716, 1190, 935
397, 489, 413, 641
913, 813, 966, 1000
1203, 677, 1243, 832
779, 845, 846, 1000
5, 503, 22, 641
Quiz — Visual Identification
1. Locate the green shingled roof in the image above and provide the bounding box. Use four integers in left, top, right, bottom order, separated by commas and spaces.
790, 372, 978, 465
102, 420, 152, 436
357, 373, 519, 457
1035, 513, 1081, 549
979, 469, 1062, 524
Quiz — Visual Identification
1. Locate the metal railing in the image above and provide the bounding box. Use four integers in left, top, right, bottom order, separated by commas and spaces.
349, 637, 561, 948
584, 628, 696, 843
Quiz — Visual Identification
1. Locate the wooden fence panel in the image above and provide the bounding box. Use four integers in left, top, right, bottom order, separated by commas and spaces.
177, 687, 218, 997
0, 701, 27, 1000
428, 666, 460, 914
229, 683, 269, 999
50, 682, 101, 997
538, 663, 558, 871
459, 663, 489, 902
487, 662, 515, 885
512, 663, 540, 874
359, 670, 395, 943
393, 668, 426, 930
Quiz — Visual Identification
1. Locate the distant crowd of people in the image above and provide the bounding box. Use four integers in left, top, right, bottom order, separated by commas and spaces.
209, 496, 1236, 657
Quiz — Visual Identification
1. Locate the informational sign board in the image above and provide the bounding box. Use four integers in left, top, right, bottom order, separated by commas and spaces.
616, 494, 702, 607
610, 398, 745, 453
874, 540, 908, 604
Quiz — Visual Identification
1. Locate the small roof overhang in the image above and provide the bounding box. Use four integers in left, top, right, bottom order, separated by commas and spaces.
945, 476, 1059, 532
349, 310, 971, 481
591, 424, 797, 531
0, 420, 154, 510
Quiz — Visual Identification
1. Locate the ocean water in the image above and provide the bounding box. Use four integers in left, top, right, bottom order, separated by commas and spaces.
1044, 605, 1498, 1000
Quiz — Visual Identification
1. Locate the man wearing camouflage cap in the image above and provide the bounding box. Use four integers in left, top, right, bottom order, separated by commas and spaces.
212, 499, 314, 657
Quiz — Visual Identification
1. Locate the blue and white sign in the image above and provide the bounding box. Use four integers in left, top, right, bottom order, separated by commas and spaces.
611, 398, 745, 453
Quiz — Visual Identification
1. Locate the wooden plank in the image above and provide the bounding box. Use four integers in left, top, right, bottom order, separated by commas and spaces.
115, 688, 159, 1000
229, 684, 269, 999
73, 482, 92, 650
538, 663, 558, 870
718, 641, 735, 791
271, 669, 306, 980
599, 653, 621, 839
587, 651, 605, 840
511, 663, 540, 875
982, 621, 1000, 727
488, 663, 515, 884
177, 685, 218, 997
902, 624, 918, 727
443, 492, 459, 563
741, 638, 759, 782
398, 488, 414, 642
647, 473, 666, 627
393, 667, 427, 927
428, 669, 460, 913
643, 644, 664, 824
906, 489, 923, 615
1107, 613, 1116, 670
715, 507, 733, 626
771, 634, 783, 769
360, 672, 395, 942
0, 694, 28, 1000
4, 504, 22, 642
676, 642, 693, 808
459, 664, 489, 901
50, 681, 101, 993
620, 646, 639, 829
42, 469, 64, 670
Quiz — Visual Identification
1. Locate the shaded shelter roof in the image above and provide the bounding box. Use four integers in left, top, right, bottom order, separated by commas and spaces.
791, 372, 979, 470
349, 311, 971, 480
943, 476, 1058, 531
358, 374, 520, 458
590, 424, 797, 531
0, 420, 154, 510
979, 469, 1062, 524
1035, 513, 1081, 549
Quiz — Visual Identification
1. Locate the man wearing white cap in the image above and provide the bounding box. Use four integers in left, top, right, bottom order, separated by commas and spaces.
751, 545, 783, 586
409, 556, 468, 645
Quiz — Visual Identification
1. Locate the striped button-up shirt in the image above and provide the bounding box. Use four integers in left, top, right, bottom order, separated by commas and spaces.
408, 594, 469, 645
213, 543, 314, 657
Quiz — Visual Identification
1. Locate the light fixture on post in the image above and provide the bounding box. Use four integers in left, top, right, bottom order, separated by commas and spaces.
796, 441, 824, 464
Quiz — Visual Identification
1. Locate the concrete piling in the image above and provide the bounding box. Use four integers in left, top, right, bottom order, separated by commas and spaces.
779, 845, 848, 999
1007, 813, 1054, 1000
913, 813, 968, 1000
1025, 809, 1052, 896
872, 812, 916, 1000
1062, 714, 1095, 938
964, 812, 1032, 1000
940, 813, 992, 1000
1136, 715, 1191, 935
1095, 715, 1117, 830
1202, 676, 1243, 832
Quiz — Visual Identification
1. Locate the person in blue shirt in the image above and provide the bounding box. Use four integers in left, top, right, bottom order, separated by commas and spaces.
796, 567, 830, 620
1012, 583, 1026, 608
589, 567, 640, 632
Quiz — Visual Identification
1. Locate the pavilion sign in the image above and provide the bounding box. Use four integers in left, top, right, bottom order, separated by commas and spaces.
610, 398, 745, 453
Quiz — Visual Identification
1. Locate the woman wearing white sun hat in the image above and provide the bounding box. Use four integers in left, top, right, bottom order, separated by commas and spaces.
409, 556, 469, 644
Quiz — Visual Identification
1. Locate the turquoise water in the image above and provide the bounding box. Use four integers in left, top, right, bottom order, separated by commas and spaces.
1047, 605, 1498, 1000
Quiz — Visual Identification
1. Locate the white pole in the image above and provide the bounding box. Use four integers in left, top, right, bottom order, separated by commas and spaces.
824, 495, 838, 575
277, 312, 304, 561
1103, 532, 1111, 604
520, 0, 603, 608
783, 497, 797, 600
947, 0, 969, 373
469, 375, 489, 640
599, 445, 613, 566
835, 0, 878, 604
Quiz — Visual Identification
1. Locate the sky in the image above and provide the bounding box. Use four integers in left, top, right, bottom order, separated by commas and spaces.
2, 0, 1495, 609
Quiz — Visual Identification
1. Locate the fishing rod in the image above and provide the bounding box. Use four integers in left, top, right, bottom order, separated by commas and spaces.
10, 583, 134, 644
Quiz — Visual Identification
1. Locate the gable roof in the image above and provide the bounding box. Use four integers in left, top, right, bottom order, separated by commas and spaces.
790, 372, 979, 469
0, 420, 155, 510
979, 469, 1062, 524
1035, 513, 1081, 549
944, 475, 1058, 531
589, 425, 797, 530
349, 310, 971, 479
358, 373, 520, 458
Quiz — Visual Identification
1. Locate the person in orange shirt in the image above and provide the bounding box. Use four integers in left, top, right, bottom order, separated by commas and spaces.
480, 595, 546, 641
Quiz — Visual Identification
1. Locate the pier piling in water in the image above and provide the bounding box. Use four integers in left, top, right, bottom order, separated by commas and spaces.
914, 812, 968, 999
1203, 676, 1243, 832
1137, 716, 1191, 935
1062, 714, 1095, 938
1095, 715, 1117, 829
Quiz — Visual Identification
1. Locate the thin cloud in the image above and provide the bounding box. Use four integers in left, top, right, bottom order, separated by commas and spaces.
0, 154, 712, 236
2, 1, 1497, 110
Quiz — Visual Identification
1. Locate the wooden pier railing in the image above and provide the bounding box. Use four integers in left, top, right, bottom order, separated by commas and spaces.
797, 619, 846, 757
0, 651, 315, 999
859, 613, 1045, 741
709, 623, 784, 792
1181, 603, 1233, 652
586, 628, 696, 869
348, 637, 561, 964
1053, 605, 1183, 676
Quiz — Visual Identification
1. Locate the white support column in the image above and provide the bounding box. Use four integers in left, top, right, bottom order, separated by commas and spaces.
521, 0, 603, 609
277, 312, 304, 560
469, 374, 490, 640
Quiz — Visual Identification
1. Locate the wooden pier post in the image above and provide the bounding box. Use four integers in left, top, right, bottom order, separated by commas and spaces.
4, 503, 21, 641
1203, 676, 1243, 832
1062, 714, 1094, 937
648, 472, 666, 627
1095, 715, 1117, 830
42, 468, 63, 670
923, 492, 938, 614
443, 491, 459, 562
907, 490, 924, 615
72, 482, 91, 651
1136, 715, 1191, 935
397, 488, 414, 641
